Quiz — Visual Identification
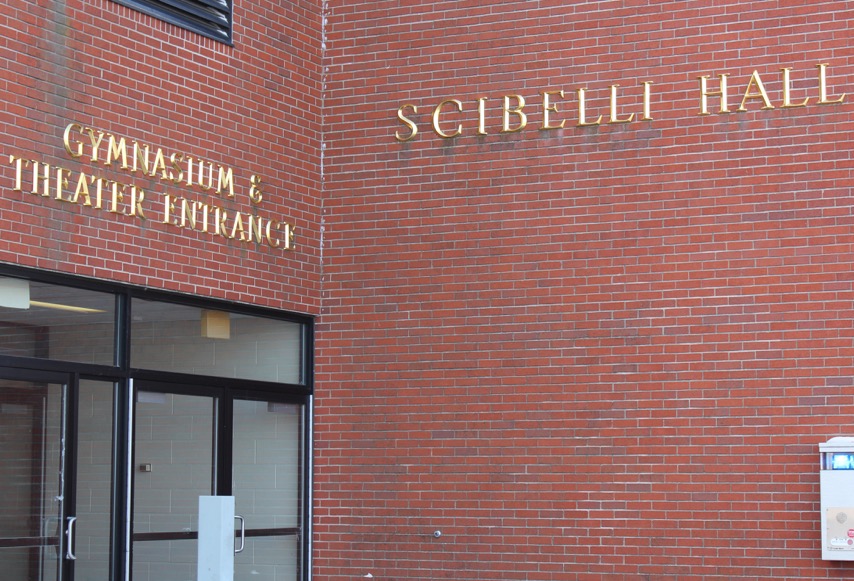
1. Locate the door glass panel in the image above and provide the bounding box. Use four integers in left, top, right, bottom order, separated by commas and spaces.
132, 391, 215, 581
0, 378, 65, 581
233, 399, 301, 581
73, 380, 114, 581
132, 538, 197, 581
235, 535, 299, 581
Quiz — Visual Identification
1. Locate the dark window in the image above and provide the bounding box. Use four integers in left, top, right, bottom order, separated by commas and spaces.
112, 0, 232, 44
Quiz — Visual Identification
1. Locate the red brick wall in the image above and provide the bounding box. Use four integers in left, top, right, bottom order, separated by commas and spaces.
1, 0, 322, 312
317, 2, 854, 579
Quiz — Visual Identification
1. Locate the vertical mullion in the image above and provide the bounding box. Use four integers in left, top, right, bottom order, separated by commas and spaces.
63, 375, 79, 581
112, 291, 131, 581
216, 391, 233, 497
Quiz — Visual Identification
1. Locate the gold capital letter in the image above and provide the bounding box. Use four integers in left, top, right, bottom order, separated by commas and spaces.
168, 153, 184, 184
9, 155, 31, 191
817, 63, 846, 105
737, 70, 774, 111
214, 207, 232, 238
109, 181, 125, 214
432, 99, 463, 138
609, 84, 635, 124
127, 186, 145, 219
84, 127, 105, 162
163, 194, 178, 225
89, 177, 106, 209
395, 104, 418, 142
576, 88, 603, 127
541, 90, 566, 130
105, 134, 129, 169
502, 95, 527, 133
54, 167, 71, 202
781, 67, 809, 108
642, 81, 654, 121
72, 172, 92, 206
699, 74, 730, 115
63, 123, 84, 158
32, 162, 50, 197
217, 166, 234, 198
265, 221, 282, 248
477, 97, 488, 135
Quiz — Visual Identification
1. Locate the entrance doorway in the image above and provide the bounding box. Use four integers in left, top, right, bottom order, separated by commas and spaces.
0, 271, 312, 581
131, 382, 303, 581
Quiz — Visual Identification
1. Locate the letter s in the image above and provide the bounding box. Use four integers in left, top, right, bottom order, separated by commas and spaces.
395, 104, 418, 142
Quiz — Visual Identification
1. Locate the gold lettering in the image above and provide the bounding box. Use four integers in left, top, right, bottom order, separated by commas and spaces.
198, 160, 214, 191
737, 70, 774, 111
781, 67, 810, 108
699, 73, 730, 115
163, 194, 178, 226
477, 97, 488, 135
89, 177, 106, 209
265, 221, 281, 248
54, 167, 72, 202
127, 186, 145, 219
230, 211, 246, 240
214, 207, 232, 238
84, 127, 106, 162
63, 123, 84, 158
432, 99, 463, 138
179, 198, 197, 229
246, 215, 263, 243
284, 223, 295, 249
105, 134, 129, 169
71, 173, 92, 206
817, 63, 846, 105
9, 155, 31, 191
185, 156, 195, 187
199, 202, 211, 233
249, 175, 263, 204
265, 221, 288, 248
169, 153, 184, 184
132, 141, 150, 175
642, 81, 654, 121
576, 88, 602, 127
32, 162, 50, 197
541, 90, 566, 130
501, 95, 527, 133
109, 181, 125, 214
150, 148, 168, 179
395, 104, 418, 142
609, 84, 635, 123
216, 166, 234, 197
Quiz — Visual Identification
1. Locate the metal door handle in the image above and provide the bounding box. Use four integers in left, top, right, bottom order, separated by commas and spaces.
65, 517, 77, 560
234, 515, 245, 554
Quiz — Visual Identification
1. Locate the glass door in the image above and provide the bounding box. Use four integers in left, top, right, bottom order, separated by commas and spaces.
0, 372, 67, 581
232, 397, 303, 581
131, 388, 217, 581
0, 372, 115, 581
130, 382, 304, 581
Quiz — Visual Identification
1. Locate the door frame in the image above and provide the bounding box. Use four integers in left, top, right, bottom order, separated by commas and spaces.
129, 376, 309, 580
0, 367, 74, 581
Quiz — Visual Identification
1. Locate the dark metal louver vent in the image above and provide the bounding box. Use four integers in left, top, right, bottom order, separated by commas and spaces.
112, 0, 232, 44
